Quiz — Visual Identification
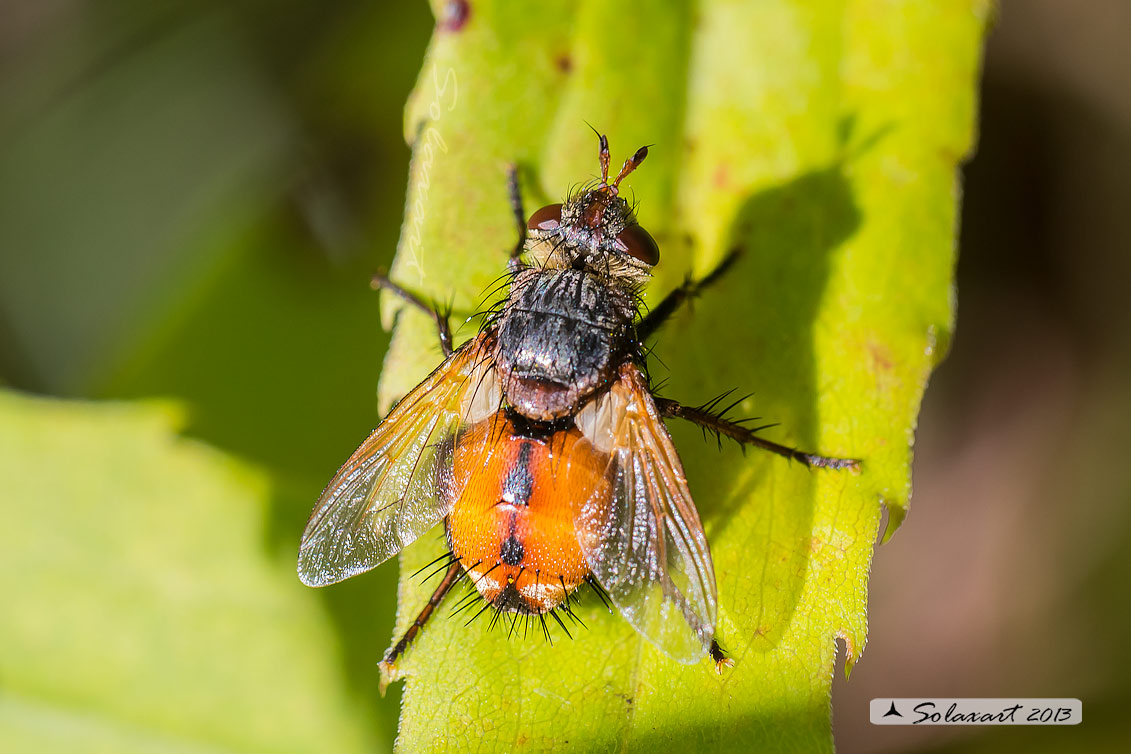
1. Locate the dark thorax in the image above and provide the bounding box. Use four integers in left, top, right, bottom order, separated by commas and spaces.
491, 177, 657, 422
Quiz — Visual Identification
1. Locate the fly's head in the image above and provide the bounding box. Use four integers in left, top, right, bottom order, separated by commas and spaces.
524, 134, 660, 291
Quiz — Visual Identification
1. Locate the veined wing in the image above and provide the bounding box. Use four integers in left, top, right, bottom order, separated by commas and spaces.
298, 335, 500, 587
574, 362, 717, 662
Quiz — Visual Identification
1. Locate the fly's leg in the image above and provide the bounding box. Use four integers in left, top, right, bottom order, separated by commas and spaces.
637, 248, 741, 342
371, 273, 454, 357
373, 164, 524, 355
710, 639, 735, 673
378, 559, 463, 694
507, 164, 526, 273
655, 397, 861, 471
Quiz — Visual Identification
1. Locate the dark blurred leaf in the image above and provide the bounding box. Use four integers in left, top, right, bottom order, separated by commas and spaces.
0, 12, 295, 392
0, 1, 434, 747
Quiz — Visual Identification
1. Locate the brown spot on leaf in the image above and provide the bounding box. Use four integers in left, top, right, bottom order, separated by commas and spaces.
869, 341, 894, 371
713, 163, 730, 188
555, 53, 573, 73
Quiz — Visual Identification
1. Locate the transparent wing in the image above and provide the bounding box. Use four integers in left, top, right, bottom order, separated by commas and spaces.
574, 363, 717, 662
298, 335, 500, 587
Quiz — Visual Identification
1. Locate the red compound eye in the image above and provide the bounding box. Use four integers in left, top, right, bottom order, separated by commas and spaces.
526, 203, 563, 230
615, 224, 660, 266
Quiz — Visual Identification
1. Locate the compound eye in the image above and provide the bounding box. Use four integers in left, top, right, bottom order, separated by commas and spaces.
526, 203, 563, 230
615, 224, 660, 266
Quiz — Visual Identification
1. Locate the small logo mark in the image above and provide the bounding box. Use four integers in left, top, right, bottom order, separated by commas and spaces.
883, 702, 903, 718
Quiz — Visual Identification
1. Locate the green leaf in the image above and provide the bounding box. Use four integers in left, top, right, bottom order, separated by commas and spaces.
0, 391, 388, 754
377, 0, 989, 751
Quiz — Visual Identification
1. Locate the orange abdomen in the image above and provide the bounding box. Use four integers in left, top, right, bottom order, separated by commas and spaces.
445, 413, 611, 614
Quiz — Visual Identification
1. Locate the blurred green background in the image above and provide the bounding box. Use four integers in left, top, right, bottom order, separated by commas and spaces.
1, 1, 1128, 753
1, 1, 434, 750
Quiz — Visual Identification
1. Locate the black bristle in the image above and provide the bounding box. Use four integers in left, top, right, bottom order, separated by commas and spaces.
466, 600, 495, 627
539, 613, 552, 644
548, 608, 573, 640
588, 579, 612, 611
412, 551, 454, 579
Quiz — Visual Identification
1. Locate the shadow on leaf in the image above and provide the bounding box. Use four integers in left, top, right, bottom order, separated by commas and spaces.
658, 162, 860, 654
